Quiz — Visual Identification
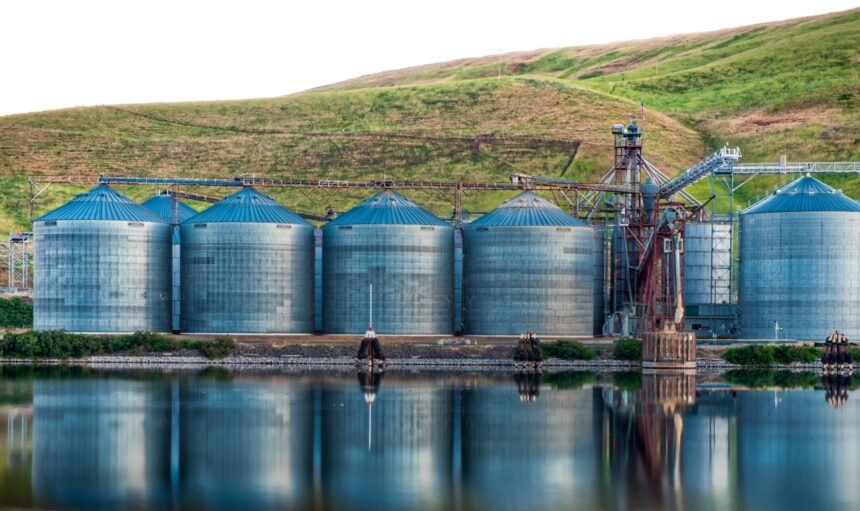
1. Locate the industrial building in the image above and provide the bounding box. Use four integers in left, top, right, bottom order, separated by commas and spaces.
462, 192, 593, 336
740, 176, 860, 340
25, 121, 860, 340
322, 190, 454, 335
33, 185, 172, 333
179, 187, 314, 334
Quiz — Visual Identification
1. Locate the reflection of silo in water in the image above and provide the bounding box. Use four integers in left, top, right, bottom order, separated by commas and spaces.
461, 385, 598, 511
180, 379, 313, 510
737, 391, 860, 510
32, 379, 171, 510
681, 391, 738, 510
321, 386, 452, 511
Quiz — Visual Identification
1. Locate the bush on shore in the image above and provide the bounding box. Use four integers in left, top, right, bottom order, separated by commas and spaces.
540, 340, 596, 361
0, 331, 235, 360
613, 338, 642, 361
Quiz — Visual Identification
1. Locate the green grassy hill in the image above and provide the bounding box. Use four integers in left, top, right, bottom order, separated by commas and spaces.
0, 8, 857, 231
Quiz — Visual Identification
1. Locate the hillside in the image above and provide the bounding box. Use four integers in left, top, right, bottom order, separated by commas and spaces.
0, 8, 857, 231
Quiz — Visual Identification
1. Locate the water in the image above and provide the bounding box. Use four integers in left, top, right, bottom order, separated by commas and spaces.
0, 366, 857, 511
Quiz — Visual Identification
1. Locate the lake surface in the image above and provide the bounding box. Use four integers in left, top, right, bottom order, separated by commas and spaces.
0, 366, 857, 511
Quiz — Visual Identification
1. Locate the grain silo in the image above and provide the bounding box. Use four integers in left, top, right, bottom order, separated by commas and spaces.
684, 221, 734, 337
740, 176, 860, 340
462, 192, 593, 336
180, 187, 314, 334
33, 185, 171, 332
322, 190, 454, 335
141, 193, 198, 333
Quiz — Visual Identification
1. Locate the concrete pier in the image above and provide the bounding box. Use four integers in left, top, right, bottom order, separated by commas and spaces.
642, 326, 696, 372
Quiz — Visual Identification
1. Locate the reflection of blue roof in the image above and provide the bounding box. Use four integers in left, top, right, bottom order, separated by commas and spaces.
467, 192, 588, 227
141, 194, 198, 223
743, 176, 860, 214
36, 185, 166, 223
183, 188, 310, 225
326, 190, 449, 227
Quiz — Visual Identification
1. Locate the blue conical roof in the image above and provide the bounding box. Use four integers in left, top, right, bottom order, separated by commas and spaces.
326, 190, 449, 227
36, 185, 167, 223
467, 192, 588, 227
743, 176, 860, 214
141, 194, 198, 223
183, 187, 310, 225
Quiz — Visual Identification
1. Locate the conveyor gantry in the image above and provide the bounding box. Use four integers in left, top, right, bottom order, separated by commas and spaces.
658, 146, 741, 199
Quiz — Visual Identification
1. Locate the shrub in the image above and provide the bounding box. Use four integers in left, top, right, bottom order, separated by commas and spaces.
723, 345, 821, 366
773, 345, 819, 364
540, 340, 596, 361
723, 345, 776, 365
197, 336, 235, 360
613, 338, 642, 361
0, 331, 227, 359
0, 297, 33, 328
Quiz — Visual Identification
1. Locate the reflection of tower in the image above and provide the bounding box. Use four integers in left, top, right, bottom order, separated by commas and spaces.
321, 385, 452, 511
513, 372, 542, 403
356, 370, 384, 450
597, 373, 697, 510
462, 385, 598, 510
32, 379, 172, 510
179, 378, 313, 510
638, 373, 695, 498
822, 373, 852, 408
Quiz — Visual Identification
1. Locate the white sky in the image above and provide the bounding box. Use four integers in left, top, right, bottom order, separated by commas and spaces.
0, 0, 856, 116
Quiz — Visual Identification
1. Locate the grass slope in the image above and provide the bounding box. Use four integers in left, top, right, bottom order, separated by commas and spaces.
0, 78, 698, 230
0, 8, 857, 230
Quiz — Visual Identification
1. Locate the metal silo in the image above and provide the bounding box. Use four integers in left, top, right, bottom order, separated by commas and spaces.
141, 193, 198, 333
322, 190, 454, 335
740, 176, 860, 340
180, 187, 314, 334
33, 185, 171, 333
685, 222, 732, 305
462, 192, 593, 336
684, 221, 734, 337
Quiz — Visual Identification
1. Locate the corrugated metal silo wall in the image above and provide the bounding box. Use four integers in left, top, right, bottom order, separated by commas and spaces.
315, 229, 323, 332
454, 229, 463, 334
462, 225, 593, 336
321, 386, 453, 510
179, 379, 313, 510
322, 224, 454, 335
740, 211, 860, 340
593, 225, 606, 336
31, 379, 172, 510
180, 222, 314, 334
684, 222, 732, 305
33, 220, 172, 332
